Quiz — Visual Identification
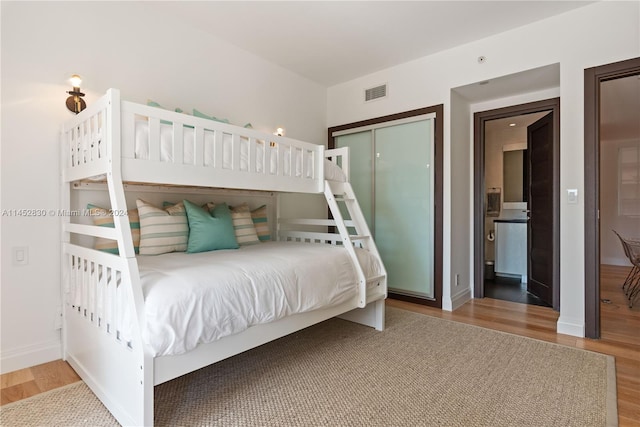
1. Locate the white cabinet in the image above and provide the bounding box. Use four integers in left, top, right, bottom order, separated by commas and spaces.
495, 221, 527, 283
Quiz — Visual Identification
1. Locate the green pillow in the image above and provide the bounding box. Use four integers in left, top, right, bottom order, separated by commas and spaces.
193, 108, 230, 124
147, 100, 190, 126
183, 200, 238, 253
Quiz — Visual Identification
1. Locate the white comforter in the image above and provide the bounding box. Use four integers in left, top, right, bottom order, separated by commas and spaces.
137, 242, 381, 356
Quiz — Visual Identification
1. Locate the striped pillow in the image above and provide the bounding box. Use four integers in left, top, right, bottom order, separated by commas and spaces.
229, 204, 260, 246
251, 205, 271, 242
87, 204, 140, 254
136, 199, 188, 255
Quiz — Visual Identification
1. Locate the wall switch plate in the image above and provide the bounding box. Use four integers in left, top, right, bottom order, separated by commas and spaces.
567, 189, 578, 204
12, 247, 28, 266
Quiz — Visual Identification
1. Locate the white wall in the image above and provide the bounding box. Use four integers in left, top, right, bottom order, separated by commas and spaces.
0, 1, 326, 373
327, 1, 640, 333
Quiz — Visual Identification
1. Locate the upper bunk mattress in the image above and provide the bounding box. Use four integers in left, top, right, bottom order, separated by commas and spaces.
134, 241, 381, 356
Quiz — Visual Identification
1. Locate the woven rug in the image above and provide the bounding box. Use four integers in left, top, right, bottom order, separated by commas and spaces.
0, 307, 617, 426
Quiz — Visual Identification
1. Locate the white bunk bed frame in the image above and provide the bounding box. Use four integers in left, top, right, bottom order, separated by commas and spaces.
60, 89, 387, 426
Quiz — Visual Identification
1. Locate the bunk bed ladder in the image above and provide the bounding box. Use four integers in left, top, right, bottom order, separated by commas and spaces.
324, 180, 387, 308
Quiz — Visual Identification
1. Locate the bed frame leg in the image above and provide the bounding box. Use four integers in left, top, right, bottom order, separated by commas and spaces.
338, 299, 385, 331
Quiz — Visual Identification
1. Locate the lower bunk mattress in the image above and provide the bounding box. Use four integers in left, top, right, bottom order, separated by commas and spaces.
125, 241, 382, 356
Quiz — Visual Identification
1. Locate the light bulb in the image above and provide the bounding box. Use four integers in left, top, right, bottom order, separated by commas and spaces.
70, 74, 82, 88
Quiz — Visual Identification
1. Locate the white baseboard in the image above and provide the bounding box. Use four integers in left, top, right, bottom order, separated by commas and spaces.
0, 339, 61, 374
557, 317, 585, 337
450, 288, 472, 311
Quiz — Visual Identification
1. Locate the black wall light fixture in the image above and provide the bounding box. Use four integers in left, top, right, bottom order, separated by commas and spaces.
66, 74, 86, 114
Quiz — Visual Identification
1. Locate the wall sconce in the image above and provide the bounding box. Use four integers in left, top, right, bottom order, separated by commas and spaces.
66, 74, 86, 114
274, 127, 285, 137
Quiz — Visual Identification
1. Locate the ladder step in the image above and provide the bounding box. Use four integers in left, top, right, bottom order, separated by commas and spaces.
349, 235, 370, 240
335, 197, 355, 202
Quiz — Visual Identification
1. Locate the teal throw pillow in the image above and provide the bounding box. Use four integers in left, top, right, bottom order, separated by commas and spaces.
193, 108, 230, 124
147, 100, 192, 127
183, 200, 238, 253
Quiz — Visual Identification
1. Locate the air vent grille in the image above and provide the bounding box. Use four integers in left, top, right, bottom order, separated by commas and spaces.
365, 84, 387, 102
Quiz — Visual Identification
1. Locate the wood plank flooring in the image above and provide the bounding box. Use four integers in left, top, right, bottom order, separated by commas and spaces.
1, 265, 638, 425
0, 359, 80, 405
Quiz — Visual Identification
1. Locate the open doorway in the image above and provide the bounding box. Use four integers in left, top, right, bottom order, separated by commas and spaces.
474, 98, 560, 310
584, 57, 640, 339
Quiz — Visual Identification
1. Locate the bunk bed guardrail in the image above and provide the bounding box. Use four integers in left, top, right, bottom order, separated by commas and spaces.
62, 88, 325, 193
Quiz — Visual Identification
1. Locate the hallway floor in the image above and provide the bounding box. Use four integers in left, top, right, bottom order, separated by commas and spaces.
484, 275, 551, 307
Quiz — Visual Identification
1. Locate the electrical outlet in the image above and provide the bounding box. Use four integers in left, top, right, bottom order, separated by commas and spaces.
455, 274, 460, 287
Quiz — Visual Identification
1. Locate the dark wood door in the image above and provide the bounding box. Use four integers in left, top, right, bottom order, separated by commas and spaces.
527, 113, 554, 306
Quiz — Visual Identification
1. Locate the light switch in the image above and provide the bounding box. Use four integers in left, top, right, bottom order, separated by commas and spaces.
13, 247, 28, 266
567, 189, 578, 204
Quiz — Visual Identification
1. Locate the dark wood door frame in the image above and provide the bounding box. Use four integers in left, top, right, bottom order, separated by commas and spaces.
584, 57, 640, 339
473, 98, 560, 311
328, 105, 444, 308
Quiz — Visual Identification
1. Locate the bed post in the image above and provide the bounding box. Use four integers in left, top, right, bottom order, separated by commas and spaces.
60, 123, 70, 359
61, 88, 154, 426
339, 299, 385, 331
105, 89, 155, 426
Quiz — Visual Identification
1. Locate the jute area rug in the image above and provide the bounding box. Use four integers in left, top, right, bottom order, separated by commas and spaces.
1, 307, 617, 427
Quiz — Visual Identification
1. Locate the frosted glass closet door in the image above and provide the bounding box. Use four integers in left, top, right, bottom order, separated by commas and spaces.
334, 131, 373, 227
375, 120, 434, 298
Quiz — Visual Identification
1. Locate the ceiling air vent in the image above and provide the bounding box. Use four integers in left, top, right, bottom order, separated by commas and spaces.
364, 84, 387, 102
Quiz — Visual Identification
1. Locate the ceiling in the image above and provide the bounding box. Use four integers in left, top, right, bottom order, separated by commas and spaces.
148, 1, 594, 87
146, 1, 637, 140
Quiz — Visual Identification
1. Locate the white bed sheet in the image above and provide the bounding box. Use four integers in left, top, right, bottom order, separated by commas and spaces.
136, 241, 381, 356
133, 121, 346, 182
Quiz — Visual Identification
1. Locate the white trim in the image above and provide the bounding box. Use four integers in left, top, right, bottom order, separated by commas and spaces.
557, 317, 585, 337
450, 288, 472, 311
0, 339, 61, 374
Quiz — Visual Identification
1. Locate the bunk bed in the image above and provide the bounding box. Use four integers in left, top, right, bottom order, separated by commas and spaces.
60, 89, 387, 426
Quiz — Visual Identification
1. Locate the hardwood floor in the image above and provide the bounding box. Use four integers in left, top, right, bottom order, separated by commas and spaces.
0, 359, 80, 405
1, 265, 638, 425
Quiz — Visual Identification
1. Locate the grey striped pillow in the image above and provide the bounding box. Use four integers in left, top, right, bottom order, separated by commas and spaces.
229, 204, 260, 246
136, 199, 188, 255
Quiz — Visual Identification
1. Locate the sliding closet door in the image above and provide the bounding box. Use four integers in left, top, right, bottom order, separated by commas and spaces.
334, 117, 435, 300
334, 131, 373, 226
375, 120, 434, 298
